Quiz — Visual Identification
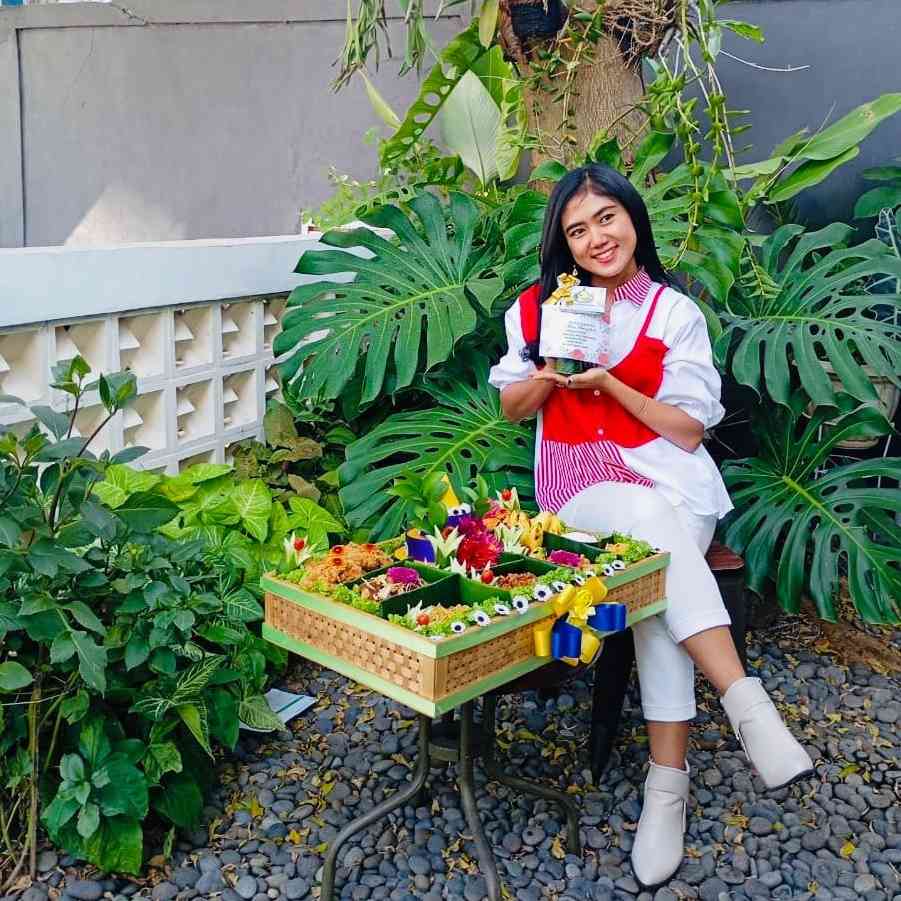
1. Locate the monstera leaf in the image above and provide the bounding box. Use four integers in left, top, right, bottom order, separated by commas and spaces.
717, 223, 901, 407
722, 395, 901, 623
275, 192, 504, 406
338, 359, 534, 539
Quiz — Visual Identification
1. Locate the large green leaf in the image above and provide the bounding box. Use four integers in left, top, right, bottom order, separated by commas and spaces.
722, 397, 900, 623
82, 815, 143, 875
113, 491, 180, 533
275, 191, 504, 404
286, 497, 343, 551
717, 223, 901, 406
70, 630, 107, 695
0, 661, 33, 692
153, 771, 203, 829
238, 695, 285, 732
96, 753, 149, 819
439, 69, 502, 187
229, 480, 272, 542
736, 94, 901, 204
339, 360, 534, 538
93, 464, 161, 509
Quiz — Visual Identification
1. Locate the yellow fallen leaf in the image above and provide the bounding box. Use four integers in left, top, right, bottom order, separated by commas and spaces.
840, 841, 856, 858
550, 836, 565, 860
838, 764, 859, 779
248, 797, 264, 818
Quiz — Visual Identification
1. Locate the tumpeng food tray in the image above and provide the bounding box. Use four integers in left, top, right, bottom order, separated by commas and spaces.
262, 553, 668, 717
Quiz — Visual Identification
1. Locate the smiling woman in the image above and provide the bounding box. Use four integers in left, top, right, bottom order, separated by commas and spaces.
488, 163, 814, 891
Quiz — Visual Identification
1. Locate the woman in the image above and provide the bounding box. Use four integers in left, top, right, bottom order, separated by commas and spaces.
489, 165, 813, 889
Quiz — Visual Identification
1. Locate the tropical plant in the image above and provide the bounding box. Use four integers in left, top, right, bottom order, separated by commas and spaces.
854, 158, 901, 220
285, 6, 901, 627
275, 191, 505, 406
0, 359, 286, 888
716, 223, 901, 408
733, 96, 901, 208
339, 359, 534, 537
721, 395, 901, 623
229, 399, 354, 521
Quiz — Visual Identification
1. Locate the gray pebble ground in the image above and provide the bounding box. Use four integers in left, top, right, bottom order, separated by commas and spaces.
4, 627, 899, 901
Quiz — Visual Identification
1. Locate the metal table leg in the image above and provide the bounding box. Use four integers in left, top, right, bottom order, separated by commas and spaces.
458, 702, 502, 901
482, 693, 582, 855
320, 714, 431, 901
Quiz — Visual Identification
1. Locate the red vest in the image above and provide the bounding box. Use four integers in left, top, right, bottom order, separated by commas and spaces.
519, 283, 667, 447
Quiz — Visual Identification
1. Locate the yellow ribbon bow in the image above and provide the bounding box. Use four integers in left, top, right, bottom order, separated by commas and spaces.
533, 576, 608, 665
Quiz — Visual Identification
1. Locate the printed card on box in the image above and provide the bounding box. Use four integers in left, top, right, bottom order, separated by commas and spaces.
539, 285, 610, 367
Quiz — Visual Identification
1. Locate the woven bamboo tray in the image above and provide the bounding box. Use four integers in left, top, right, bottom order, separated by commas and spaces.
262, 552, 669, 717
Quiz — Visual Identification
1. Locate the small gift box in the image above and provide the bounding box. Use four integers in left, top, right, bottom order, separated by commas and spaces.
539, 279, 610, 371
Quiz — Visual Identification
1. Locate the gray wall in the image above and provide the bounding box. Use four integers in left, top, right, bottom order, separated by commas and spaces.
0, 1, 462, 248
714, 0, 901, 228
1, 0, 898, 248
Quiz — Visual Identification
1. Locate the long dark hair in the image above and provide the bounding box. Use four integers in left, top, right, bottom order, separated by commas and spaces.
524, 164, 670, 363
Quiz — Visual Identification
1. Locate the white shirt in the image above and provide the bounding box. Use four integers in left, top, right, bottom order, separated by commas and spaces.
489, 279, 734, 519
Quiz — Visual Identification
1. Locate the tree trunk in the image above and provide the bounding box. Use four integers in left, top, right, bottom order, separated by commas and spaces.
499, 0, 650, 171
524, 33, 645, 168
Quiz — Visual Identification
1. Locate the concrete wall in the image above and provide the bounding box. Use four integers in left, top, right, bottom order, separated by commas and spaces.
708, 0, 901, 228
1, 0, 898, 248
0, 1, 462, 248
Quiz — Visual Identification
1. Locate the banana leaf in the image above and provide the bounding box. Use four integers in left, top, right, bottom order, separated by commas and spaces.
275, 192, 504, 405
722, 396, 901, 624
338, 358, 534, 539
717, 223, 901, 406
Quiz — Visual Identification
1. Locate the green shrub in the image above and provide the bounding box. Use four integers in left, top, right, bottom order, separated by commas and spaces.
0, 358, 289, 881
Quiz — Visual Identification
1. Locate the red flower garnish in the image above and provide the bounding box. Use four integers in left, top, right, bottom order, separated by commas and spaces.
457, 523, 502, 573
416, 613, 430, 626
331, 546, 345, 556
442, 526, 454, 539
293, 537, 306, 551
501, 489, 512, 501
481, 569, 495, 584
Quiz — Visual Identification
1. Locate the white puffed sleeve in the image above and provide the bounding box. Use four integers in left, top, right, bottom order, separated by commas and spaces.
488, 300, 536, 392
656, 296, 725, 429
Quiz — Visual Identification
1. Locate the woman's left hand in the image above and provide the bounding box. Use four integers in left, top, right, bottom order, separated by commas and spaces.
566, 368, 612, 391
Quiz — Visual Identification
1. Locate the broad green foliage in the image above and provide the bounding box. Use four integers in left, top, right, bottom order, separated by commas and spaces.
0, 358, 288, 876
722, 397, 901, 623
717, 223, 901, 406
854, 160, 901, 219
275, 192, 504, 405
339, 361, 533, 538
734, 94, 901, 205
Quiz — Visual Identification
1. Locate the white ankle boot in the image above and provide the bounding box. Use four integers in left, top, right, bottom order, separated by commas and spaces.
631, 759, 689, 889
721, 676, 814, 790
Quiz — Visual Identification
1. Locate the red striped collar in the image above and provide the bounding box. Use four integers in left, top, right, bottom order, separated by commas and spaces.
611, 267, 653, 306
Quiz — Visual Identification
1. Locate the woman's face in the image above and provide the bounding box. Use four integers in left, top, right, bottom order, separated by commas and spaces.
560, 190, 638, 287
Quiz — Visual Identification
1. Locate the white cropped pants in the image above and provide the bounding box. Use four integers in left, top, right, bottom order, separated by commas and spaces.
558, 482, 731, 722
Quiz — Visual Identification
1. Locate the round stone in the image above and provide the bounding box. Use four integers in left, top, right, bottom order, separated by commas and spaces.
522, 826, 546, 847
